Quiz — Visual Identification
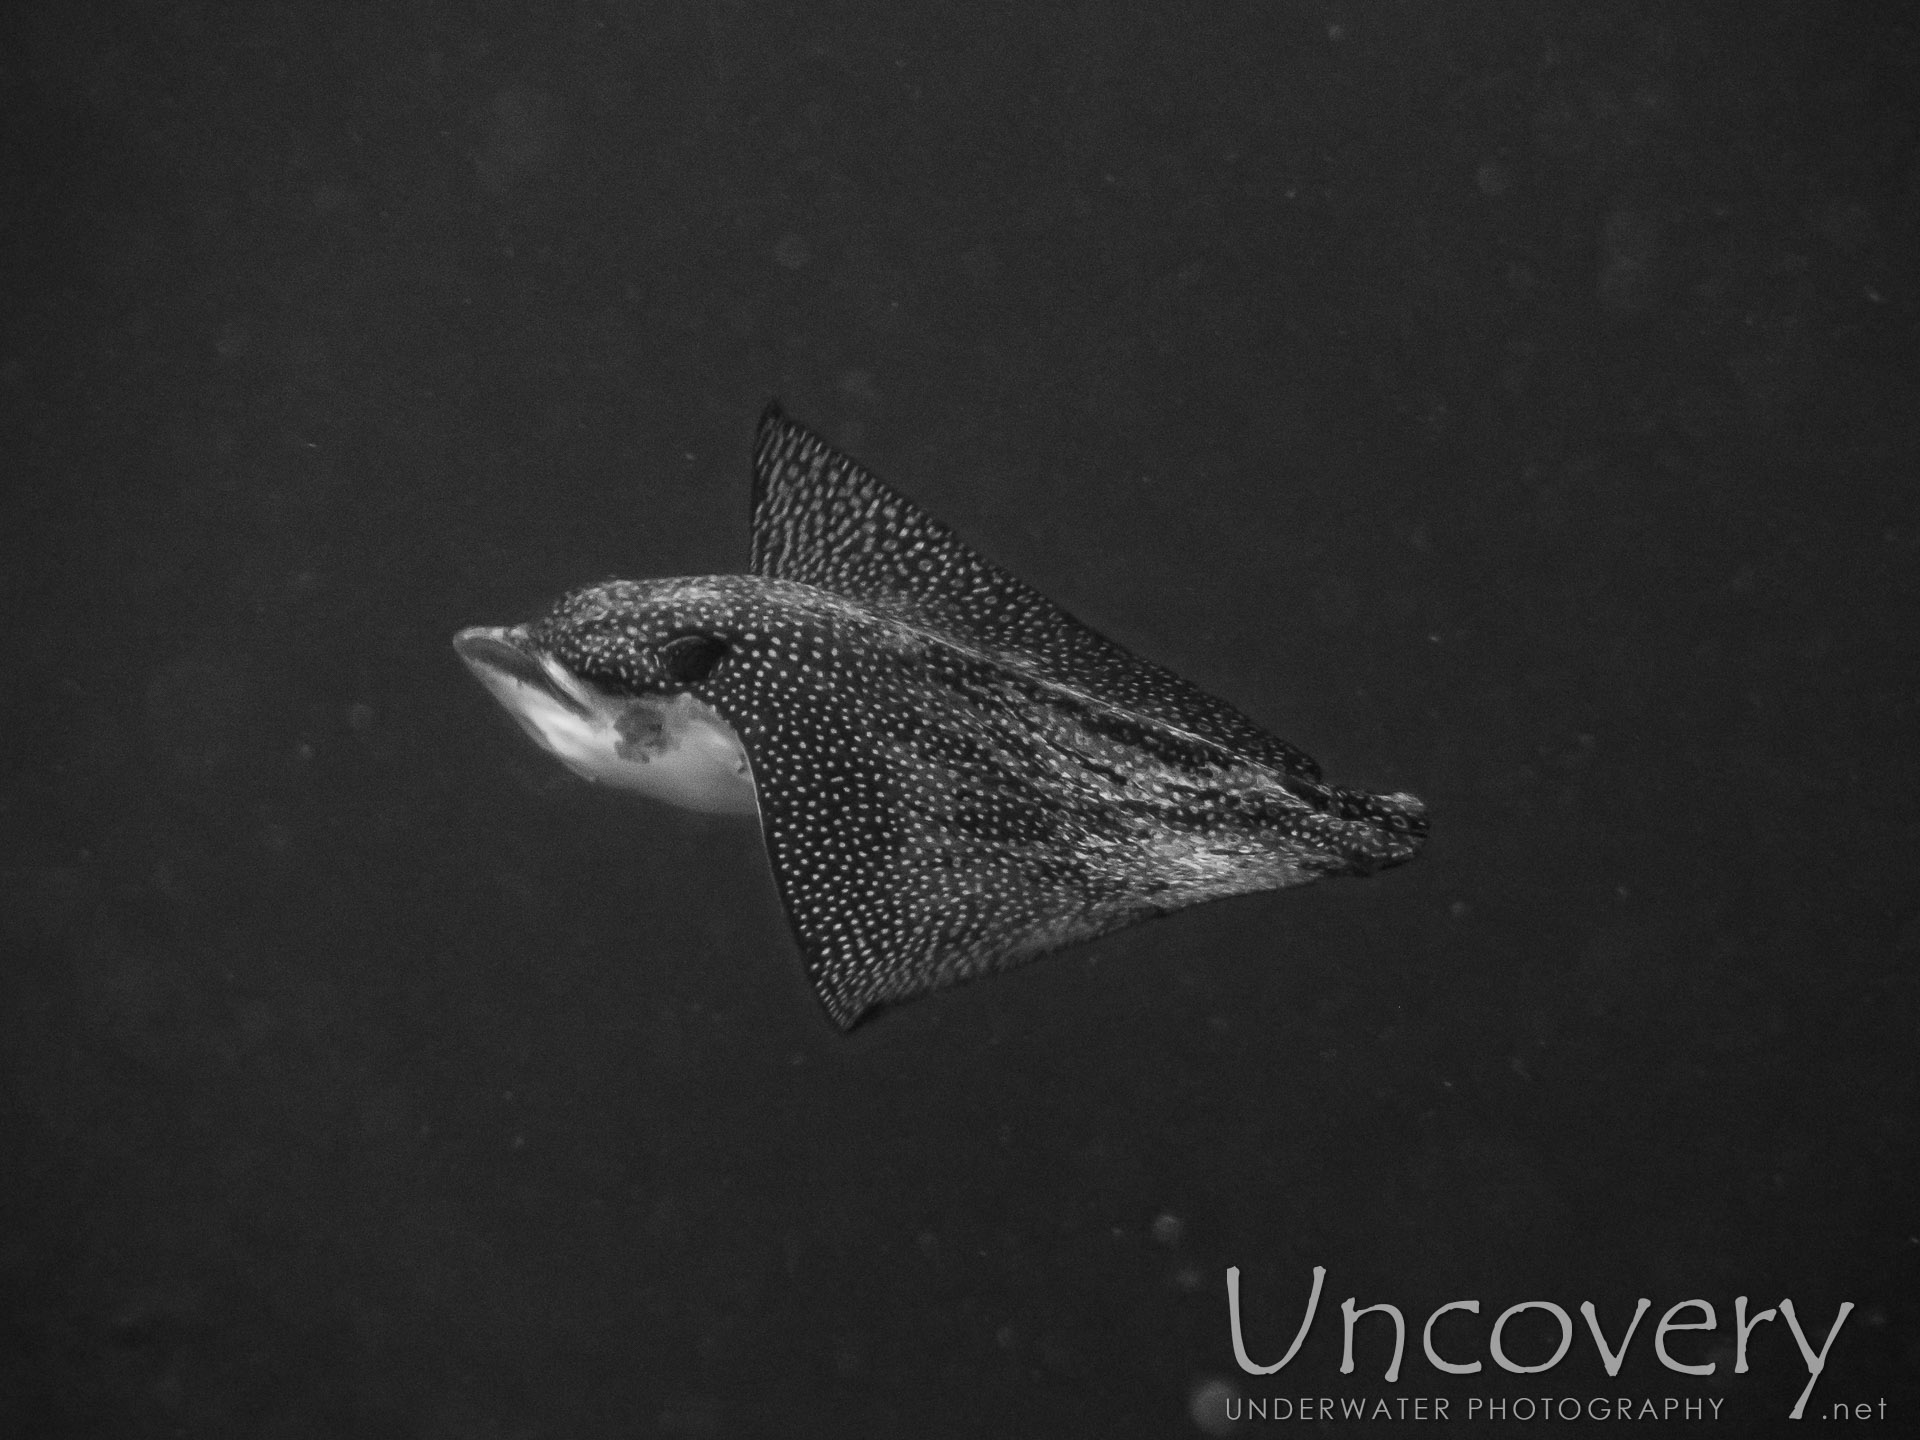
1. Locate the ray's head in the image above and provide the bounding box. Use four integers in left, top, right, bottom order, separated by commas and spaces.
451, 578, 763, 815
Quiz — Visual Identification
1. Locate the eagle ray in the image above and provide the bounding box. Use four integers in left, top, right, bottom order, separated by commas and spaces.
455, 405, 1427, 1028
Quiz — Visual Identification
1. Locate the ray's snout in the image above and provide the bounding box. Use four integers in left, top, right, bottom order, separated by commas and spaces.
453, 624, 525, 674
453, 624, 592, 719
453, 625, 560, 696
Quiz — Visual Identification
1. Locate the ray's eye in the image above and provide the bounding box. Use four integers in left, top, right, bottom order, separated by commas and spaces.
659, 633, 730, 686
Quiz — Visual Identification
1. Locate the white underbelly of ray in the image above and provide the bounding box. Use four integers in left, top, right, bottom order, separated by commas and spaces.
472, 662, 757, 815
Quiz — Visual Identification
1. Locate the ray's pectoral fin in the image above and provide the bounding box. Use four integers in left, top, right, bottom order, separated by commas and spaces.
714, 668, 1107, 1031
747, 747, 912, 1031
751, 405, 1326, 783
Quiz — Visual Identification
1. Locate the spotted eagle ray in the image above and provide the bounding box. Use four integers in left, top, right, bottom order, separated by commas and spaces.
454, 405, 1426, 1028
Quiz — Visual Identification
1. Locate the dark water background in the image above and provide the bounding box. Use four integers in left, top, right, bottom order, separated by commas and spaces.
3, 3, 1916, 1436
